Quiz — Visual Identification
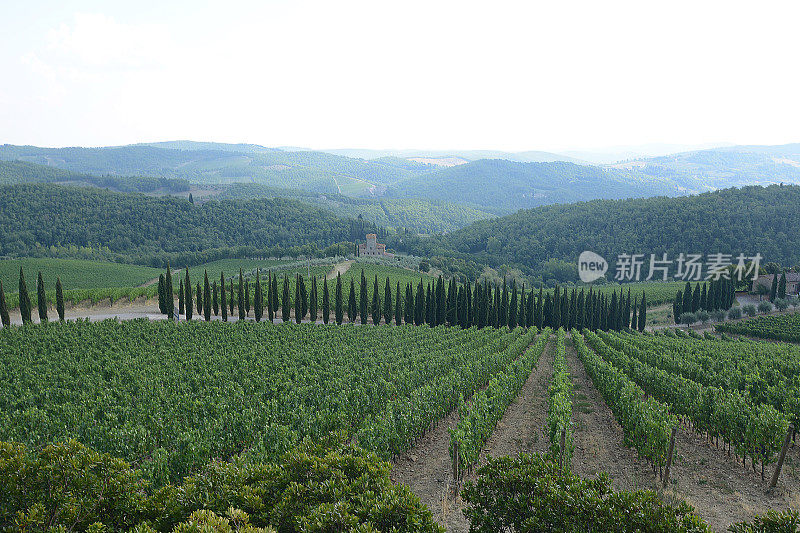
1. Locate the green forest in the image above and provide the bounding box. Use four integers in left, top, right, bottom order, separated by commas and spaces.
392, 184, 800, 278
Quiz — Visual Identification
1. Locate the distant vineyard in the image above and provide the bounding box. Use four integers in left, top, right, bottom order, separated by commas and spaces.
716, 312, 800, 342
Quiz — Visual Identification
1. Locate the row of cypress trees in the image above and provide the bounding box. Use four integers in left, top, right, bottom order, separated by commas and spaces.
672, 278, 736, 320
0, 267, 66, 326
155, 266, 646, 332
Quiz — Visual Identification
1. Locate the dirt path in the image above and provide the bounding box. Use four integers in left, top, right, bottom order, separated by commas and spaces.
569, 339, 800, 531
326, 260, 353, 280
565, 342, 655, 490
391, 402, 469, 533
392, 337, 553, 532
479, 339, 554, 462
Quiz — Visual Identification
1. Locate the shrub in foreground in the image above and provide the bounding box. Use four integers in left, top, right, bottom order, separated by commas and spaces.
461, 453, 710, 533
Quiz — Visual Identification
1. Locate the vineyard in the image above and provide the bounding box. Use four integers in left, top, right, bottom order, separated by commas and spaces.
1, 301, 799, 530
0, 319, 539, 483
716, 311, 800, 342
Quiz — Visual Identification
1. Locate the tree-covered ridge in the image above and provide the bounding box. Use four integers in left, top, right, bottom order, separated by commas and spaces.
388, 159, 680, 214
0, 183, 379, 261
612, 143, 800, 191
0, 160, 190, 193
395, 184, 800, 275
0, 144, 432, 194
219, 182, 494, 233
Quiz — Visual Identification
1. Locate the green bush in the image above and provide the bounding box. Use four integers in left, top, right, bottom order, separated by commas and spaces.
461, 453, 710, 533
729, 508, 799, 532
0, 438, 442, 533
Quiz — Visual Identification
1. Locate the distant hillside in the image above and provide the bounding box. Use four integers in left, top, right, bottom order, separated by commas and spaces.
608, 143, 800, 191
0, 183, 379, 264
388, 159, 680, 214
0, 160, 190, 193
0, 144, 432, 195
319, 147, 584, 164
218, 183, 494, 234
135, 140, 281, 154
394, 184, 800, 276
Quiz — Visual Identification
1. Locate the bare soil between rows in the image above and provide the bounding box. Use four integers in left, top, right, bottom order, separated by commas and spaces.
391, 338, 554, 533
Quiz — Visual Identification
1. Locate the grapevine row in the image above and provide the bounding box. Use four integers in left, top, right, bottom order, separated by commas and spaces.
448, 328, 552, 478
572, 330, 676, 474
547, 328, 573, 467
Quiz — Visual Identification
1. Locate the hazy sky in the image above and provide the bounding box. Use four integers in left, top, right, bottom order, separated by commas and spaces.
1, 0, 799, 152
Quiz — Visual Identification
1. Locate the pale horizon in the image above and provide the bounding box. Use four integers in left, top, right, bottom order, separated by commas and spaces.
2, 0, 800, 152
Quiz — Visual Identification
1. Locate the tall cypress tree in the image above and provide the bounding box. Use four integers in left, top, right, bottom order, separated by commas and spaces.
348, 278, 357, 323
55, 277, 65, 321
673, 290, 682, 323
266, 272, 274, 322
0, 281, 9, 327
508, 281, 518, 328
204, 271, 211, 321
238, 269, 245, 320
36, 271, 47, 322
184, 270, 192, 320
576, 289, 585, 330
282, 275, 291, 322
18, 268, 32, 324
700, 284, 708, 311
631, 297, 638, 330
254, 269, 263, 322
220, 273, 228, 321
271, 273, 279, 317
517, 285, 526, 329
165, 264, 174, 319
178, 279, 185, 316
158, 274, 166, 314
359, 270, 368, 325
405, 283, 414, 324
296, 276, 306, 323
499, 280, 509, 328
245, 281, 251, 317
638, 292, 647, 332
561, 290, 569, 331
335, 274, 343, 324
682, 281, 693, 313
213, 280, 219, 316
415, 280, 425, 326
384, 277, 392, 324
309, 276, 318, 323
395, 281, 402, 325
436, 276, 446, 326
229, 280, 235, 316
371, 275, 381, 325
196, 282, 202, 316
691, 283, 701, 313
552, 286, 561, 329
778, 272, 787, 300
609, 291, 618, 331
323, 276, 331, 324
770, 274, 779, 302
466, 281, 474, 327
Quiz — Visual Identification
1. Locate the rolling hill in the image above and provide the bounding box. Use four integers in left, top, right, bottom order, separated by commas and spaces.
388, 159, 681, 214
391, 184, 800, 278
0, 183, 380, 265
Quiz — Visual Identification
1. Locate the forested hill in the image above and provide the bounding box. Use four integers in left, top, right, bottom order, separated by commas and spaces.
393, 184, 800, 275
0, 160, 190, 193
0, 184, 378, 265
388, 159, 680, 214
0, 144, 431, 194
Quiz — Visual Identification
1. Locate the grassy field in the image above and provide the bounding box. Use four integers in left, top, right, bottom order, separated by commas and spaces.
0, 258, 162, 290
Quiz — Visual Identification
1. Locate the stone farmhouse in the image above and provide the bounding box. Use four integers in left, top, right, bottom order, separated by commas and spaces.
752, 273, 800, 294
358, 234, 394, 258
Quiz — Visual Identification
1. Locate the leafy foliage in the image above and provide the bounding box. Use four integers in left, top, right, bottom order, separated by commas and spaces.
461, 453, 710, 532
0, 438, 442, 533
